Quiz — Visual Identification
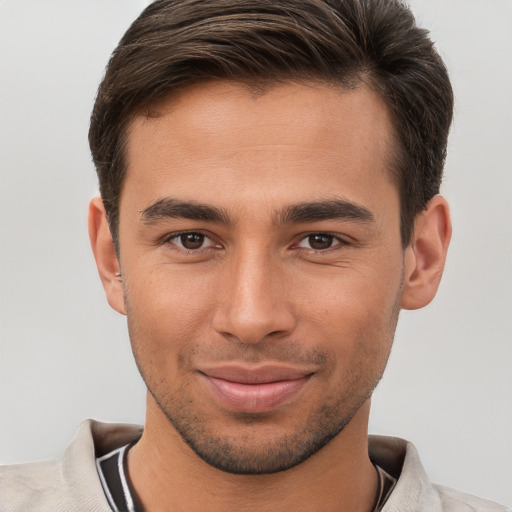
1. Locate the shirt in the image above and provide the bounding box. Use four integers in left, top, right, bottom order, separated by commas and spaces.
96, 443, 397, 512
1, 419, 509, 512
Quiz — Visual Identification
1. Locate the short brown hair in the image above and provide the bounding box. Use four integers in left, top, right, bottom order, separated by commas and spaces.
89, 0, 453, 248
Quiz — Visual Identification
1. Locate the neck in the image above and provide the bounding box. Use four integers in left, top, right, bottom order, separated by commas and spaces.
128, 394, 377, 512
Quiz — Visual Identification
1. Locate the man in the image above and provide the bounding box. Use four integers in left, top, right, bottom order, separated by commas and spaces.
1, 0, 509, 511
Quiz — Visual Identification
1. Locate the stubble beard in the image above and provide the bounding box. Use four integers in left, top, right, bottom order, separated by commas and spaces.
146, 369, 376, 475
125, 283, 402, 475
129, 338, 397, 475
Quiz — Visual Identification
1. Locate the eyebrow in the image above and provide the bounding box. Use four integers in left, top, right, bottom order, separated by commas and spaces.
141, 198, 230, 224
140, 197, 374, 226
278, 199, 374, 224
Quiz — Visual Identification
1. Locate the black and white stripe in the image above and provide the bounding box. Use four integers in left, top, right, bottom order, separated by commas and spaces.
96, 444, 139, 512
95, 443, 395, 512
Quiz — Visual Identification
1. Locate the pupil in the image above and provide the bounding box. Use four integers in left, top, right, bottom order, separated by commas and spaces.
181, 233, 204, 249
309, 234, 333, 250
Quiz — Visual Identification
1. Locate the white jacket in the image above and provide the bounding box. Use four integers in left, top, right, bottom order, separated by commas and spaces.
0, 420, 509, 511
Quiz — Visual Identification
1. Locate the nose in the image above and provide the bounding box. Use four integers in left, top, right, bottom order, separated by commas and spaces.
211, 248, 297, 345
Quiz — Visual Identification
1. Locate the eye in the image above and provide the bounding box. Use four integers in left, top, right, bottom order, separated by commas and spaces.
296, 233, 345, 251
167, 232, 218, 251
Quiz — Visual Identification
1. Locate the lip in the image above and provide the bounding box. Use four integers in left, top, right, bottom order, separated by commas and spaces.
199, 364, 314, 413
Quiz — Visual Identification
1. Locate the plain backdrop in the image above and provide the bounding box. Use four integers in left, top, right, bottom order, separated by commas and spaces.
0, 0, 511, 506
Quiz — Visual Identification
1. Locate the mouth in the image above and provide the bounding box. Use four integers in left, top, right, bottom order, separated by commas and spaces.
198, 365, 314, 413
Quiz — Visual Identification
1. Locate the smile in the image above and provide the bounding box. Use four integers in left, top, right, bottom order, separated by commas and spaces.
199, 365, 314, 413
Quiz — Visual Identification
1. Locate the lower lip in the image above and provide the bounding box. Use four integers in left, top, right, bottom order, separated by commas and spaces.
202, 374, 311, 413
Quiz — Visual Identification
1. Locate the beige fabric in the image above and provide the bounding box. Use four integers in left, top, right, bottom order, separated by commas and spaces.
0, 420, 142, 512
0, 420, 509, 511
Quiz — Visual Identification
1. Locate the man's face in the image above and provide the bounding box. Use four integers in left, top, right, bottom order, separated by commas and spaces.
117, 81, 404, 474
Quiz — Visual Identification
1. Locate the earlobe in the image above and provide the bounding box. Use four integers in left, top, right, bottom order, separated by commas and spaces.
88, 197, 126, 315
401, 195, 452, 310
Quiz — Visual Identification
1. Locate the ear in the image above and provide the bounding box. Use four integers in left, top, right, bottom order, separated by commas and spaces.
88, 197, 126, 315
401, 195, 452, 310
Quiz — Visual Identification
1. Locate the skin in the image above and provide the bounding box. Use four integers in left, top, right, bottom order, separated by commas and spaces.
89, 81, 451, 511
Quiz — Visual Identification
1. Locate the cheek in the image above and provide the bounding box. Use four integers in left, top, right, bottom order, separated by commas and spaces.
301, 264, 402, 324
123, 268, 216, 370
127, 263, 216, 321
298, 266, 401, 364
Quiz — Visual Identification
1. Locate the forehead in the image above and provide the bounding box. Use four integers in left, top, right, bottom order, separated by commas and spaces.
123, 80, 397, 212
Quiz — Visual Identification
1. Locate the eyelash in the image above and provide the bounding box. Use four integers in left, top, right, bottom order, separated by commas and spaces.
161, 231, 350, 253
161, 231, 220, 253
294, 232, 350, 252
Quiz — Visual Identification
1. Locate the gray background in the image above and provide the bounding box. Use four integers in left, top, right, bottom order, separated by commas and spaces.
0, 0, 511, 506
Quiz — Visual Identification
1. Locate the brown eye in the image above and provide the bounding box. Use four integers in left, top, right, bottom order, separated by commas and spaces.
296, 233, 346, 251
165, 231, 219, 253
307, 234, 335, 250
179, 232, 205, 250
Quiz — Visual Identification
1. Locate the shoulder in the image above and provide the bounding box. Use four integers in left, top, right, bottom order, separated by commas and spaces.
0, 459, 68, 512
368, 435, 510, 512
0, 419, 143, 512
433, 484, 511, 512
